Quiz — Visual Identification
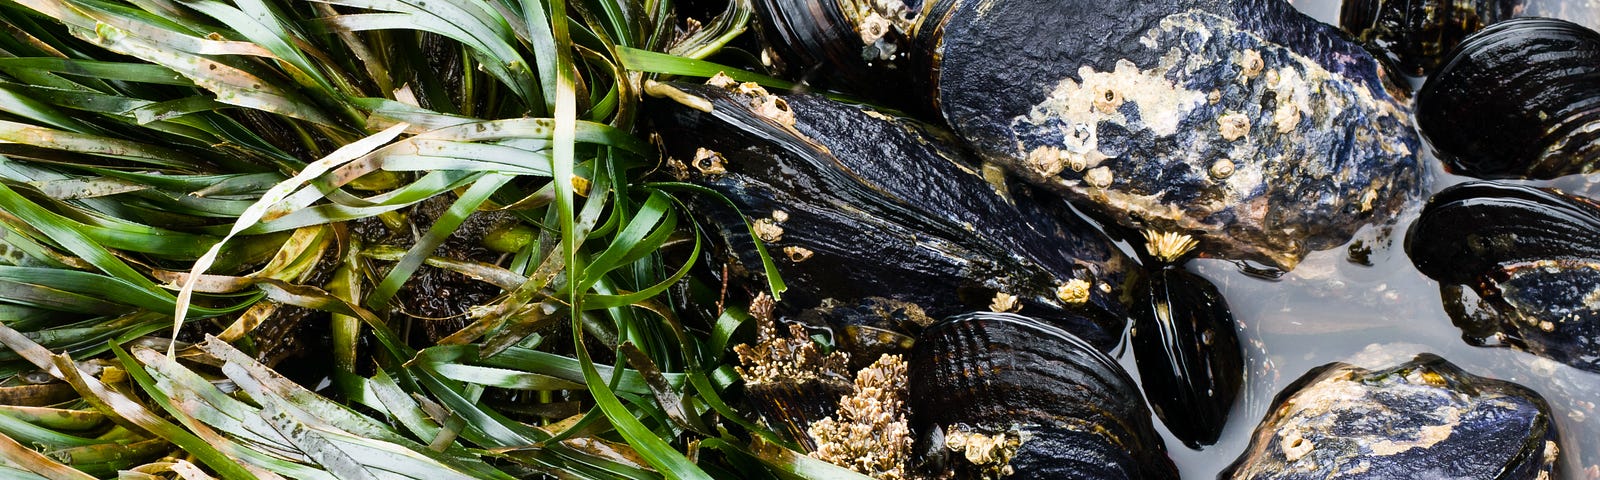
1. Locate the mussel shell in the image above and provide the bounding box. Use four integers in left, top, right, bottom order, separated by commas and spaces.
1131, 265, 1243, 449
909, 312, 1177, 479
1405, 181, 1600, 286
1444, 260, 1600, 372
930, 0, 1423, 271
1416, 17, 1600, 179
650, 83, 1139, 349
1222, 354, 1559, 479
749, 0, 928, 111
745, 376, 853, 452
1339, 0, 1524, 76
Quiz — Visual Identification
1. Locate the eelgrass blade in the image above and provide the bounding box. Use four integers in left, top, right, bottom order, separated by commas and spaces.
0, 324, 267, 480
172, 122, 407, 356
0, 427, 96, 480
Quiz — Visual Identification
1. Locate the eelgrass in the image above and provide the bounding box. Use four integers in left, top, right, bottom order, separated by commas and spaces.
0, 0, 867, 477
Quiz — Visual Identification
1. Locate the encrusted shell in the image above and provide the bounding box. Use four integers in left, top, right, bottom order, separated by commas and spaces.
1222, 355, 1558, 479
931, 0, 1423, 271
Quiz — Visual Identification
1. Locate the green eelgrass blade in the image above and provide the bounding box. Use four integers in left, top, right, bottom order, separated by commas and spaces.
0, 58, 191, 85
616, 47, 792, 88
552, 1, 710, 476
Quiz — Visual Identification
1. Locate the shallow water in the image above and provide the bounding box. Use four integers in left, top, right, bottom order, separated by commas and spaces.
1146, 1, 1600, 476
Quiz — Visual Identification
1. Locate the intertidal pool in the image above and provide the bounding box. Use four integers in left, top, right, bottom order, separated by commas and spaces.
1158, 1, 1600, 475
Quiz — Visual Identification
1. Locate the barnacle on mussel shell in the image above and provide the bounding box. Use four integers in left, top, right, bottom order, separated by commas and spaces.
1407, 181, 1600, 372
1339, 0, 1524, 75
755, 0, 1425, 271
1129, 231, 1243, 450
649, 79, 1139, 350
1416, 17, 1600, 179
939, 0, 1423, 271
909, 312, 1178, 479
749, 0, 927, 111
1222, 354, 1559, 479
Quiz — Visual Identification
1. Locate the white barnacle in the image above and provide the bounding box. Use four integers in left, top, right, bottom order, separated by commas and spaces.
1210, 159, 1236, 179
857, 12, 891, 45
1218, 112, 1251, 141
1092, 85, 1123, 114
706, 72, 738, 89
783, 246, 814, 263
1239, 49, 1264, 79
1084, 166, 1113, 189
736, 81, 769, 97
665, 157, 690, 180
750, 95, 796, 127
1273, 99, 1302, 133
1026, 146, 1067, 177
943, 426, 1025, 479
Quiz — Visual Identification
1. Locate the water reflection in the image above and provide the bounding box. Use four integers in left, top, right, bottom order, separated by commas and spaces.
1166, 3, 1600, 476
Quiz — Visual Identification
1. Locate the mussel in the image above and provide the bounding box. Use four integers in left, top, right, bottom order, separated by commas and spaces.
749, 0, 927, 111
1339, 0, 1524, 76
1222, 354, 1559, 479
649, 79, 1140, 350
909, 312, 1178, 479
754, 0, 1425, 271
1129, 231, 1244, 450
1407, 181, 1600, 372
1416, 17, 1600, 179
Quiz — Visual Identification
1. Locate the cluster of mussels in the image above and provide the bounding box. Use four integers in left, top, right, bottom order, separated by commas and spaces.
650, 0, 1600, 477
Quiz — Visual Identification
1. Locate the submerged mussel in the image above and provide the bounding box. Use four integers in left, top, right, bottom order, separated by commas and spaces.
1129, 231, 1243, 450
1223, 354, 1559, 479
649, 79, 1139, 349
1339, 0, 1524, 75
909, 312, 1178, 479
755, 0, 1424, 271
1416, 17, 1600, 179
1407, 181, 1600, 372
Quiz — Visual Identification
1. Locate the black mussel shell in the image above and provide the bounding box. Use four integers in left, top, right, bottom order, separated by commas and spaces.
1131, 265, 1243, 449
1406, 182, 1600, 285
1407, 182, 1600, 371
649, 82, 1139, 351
1340, 0, 1524, 76
1417, 17, 1600, 179
749, 0, 928, 111
1460, 260, 1600, 370
745, 375, 852, 452
1222, 354, 1559, 479
909, 312, 1177, 479
929, 0, 1422, 271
